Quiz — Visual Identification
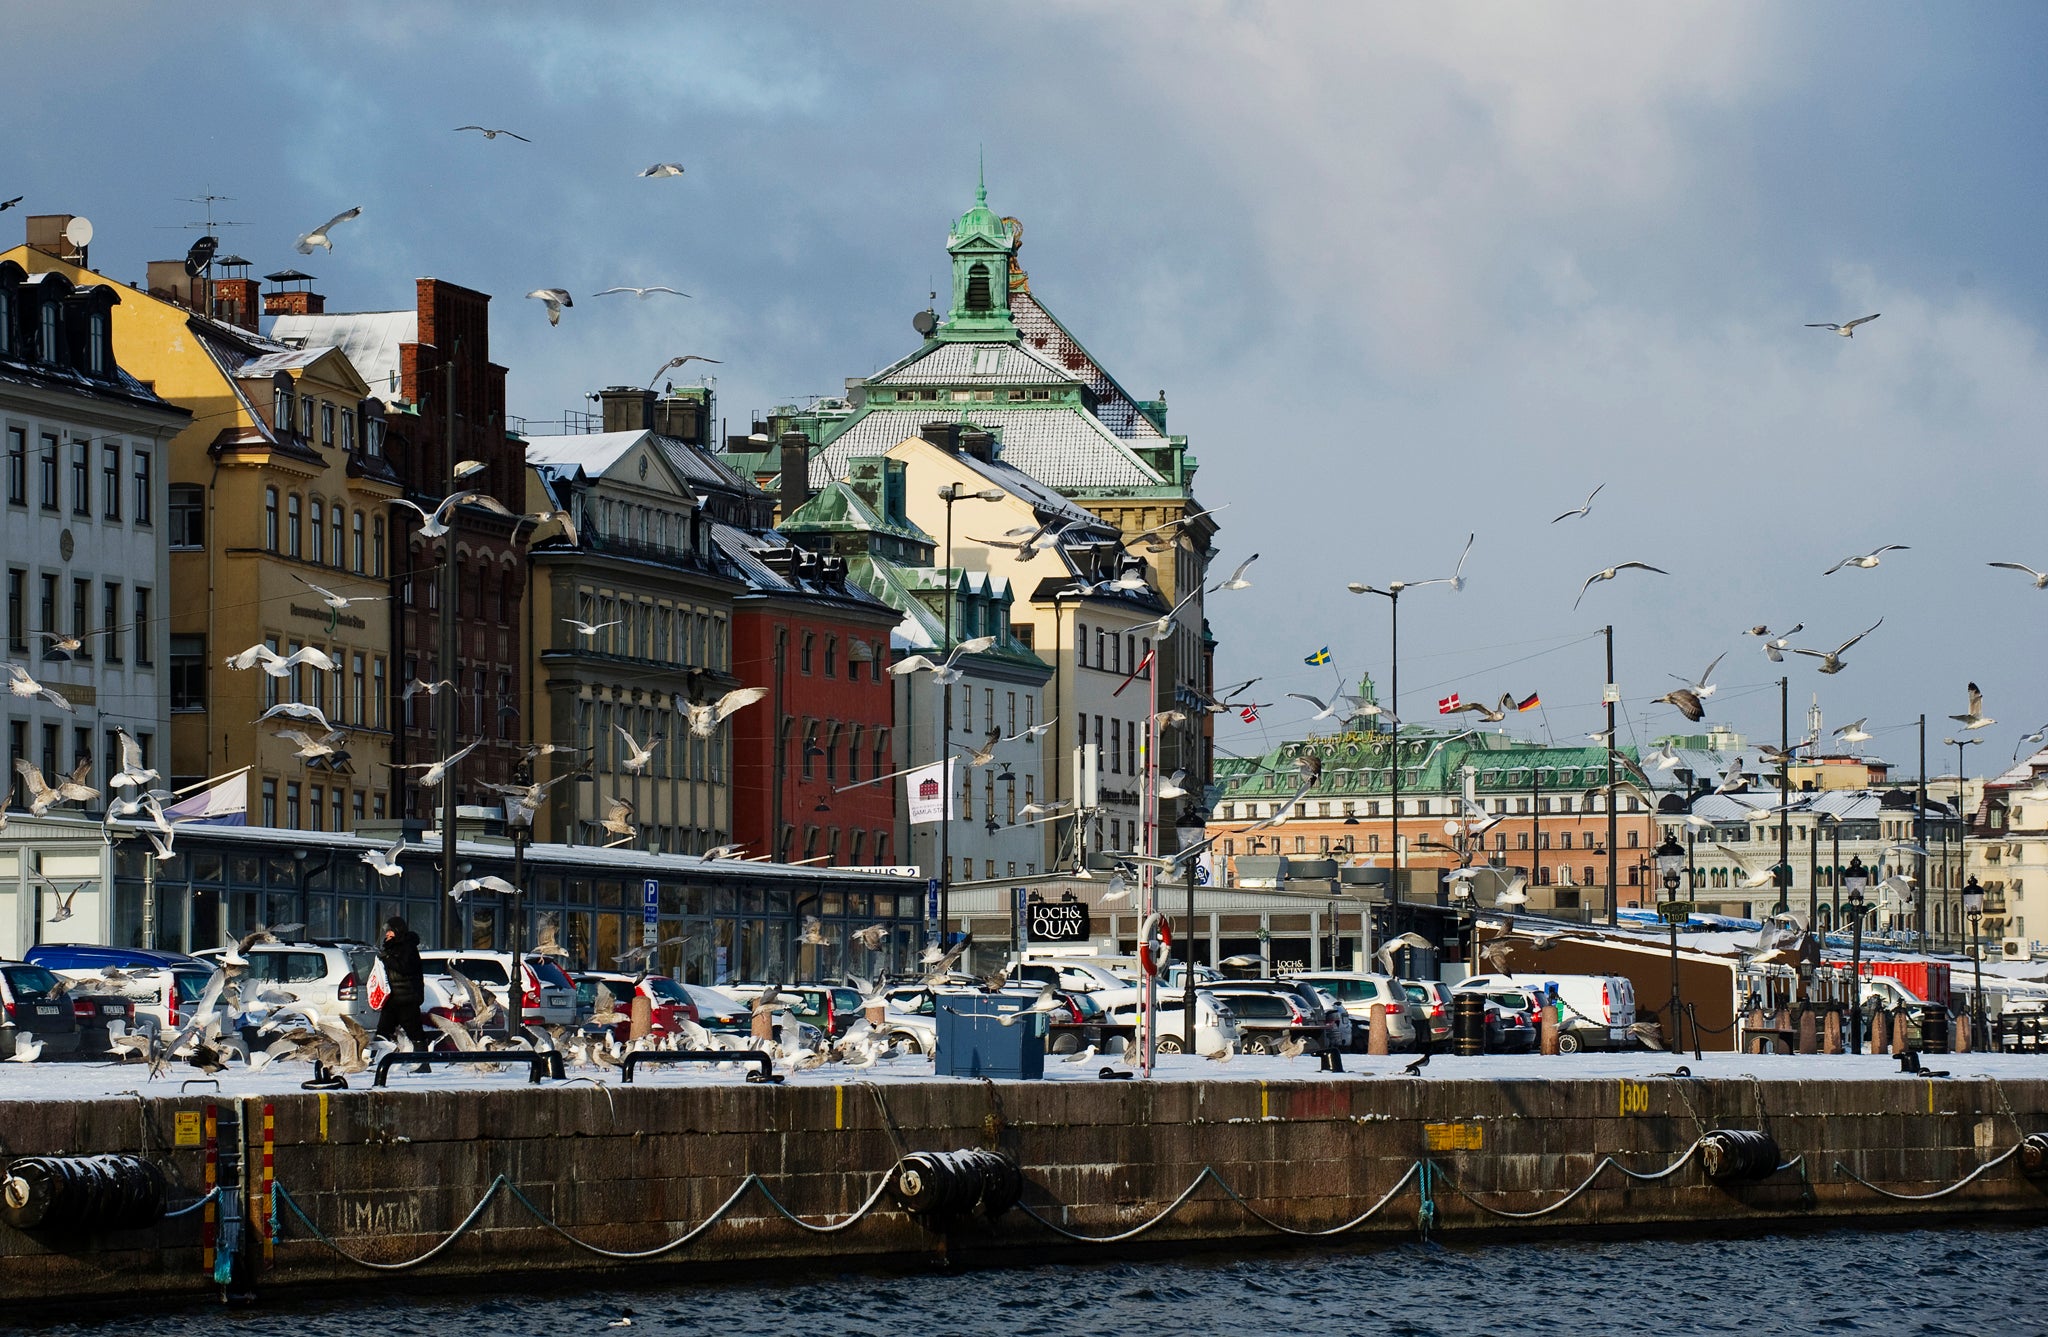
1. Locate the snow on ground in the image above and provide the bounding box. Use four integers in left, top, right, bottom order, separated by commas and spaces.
1, 1049, 2047, 1103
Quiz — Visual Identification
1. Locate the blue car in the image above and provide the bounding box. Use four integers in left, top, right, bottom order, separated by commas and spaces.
25, 945, 210, 973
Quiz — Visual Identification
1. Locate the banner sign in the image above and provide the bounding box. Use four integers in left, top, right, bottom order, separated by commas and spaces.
906, 758, 956, 825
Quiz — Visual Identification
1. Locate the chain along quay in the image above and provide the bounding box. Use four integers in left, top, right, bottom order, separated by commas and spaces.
5, 1052, 2048, 1312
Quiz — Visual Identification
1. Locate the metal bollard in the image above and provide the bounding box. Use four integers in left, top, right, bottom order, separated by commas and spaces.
1823, 1009, 1844, 1055
1920, 1008, 1948, 1055
1367, 1003, 1389, 1056
1452, 993, 1485, 1056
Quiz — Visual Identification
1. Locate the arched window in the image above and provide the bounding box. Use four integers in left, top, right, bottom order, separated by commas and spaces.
329, 503, 343, 567
824, 636, 838, 678
371, 515, 385, 576
264, 487, 280, 550
285, 493, 302, 556
351, 511, 365, 572
309, 498, 324, 563
965, 262, 992, 312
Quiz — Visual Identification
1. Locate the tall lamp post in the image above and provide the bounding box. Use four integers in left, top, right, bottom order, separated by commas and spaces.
1655, 834, 1686, 1048
934, 481, 1004, 950
1963, 876, 1986, 1051
1844, 855, 1869, 1054
1942, 736, 1980, 952
1176, 815, 1207, 1051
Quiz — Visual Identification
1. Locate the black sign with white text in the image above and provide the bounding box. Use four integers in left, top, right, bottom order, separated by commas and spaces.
1025, 894, 1091, 944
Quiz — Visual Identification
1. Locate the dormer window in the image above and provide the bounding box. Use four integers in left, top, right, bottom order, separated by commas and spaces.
87, 313, 105, 375
275, 383, 295, 433
39, 301, 60, 363
0, 286, 12, 354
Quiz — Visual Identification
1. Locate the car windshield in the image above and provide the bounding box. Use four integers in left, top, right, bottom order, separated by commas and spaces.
173, 970, 213, 1003
644, 978, 690, 1002
527, 959, 573, 989
4, 965, 62, 1000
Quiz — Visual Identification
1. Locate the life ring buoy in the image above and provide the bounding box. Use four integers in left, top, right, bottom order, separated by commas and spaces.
1140, 914, 1173, 978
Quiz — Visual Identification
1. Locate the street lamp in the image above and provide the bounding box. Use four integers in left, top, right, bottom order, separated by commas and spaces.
1844, 854, 1870, 1054
1655, 834, 1686, 1049
1943, 737, 1981, 952
1963, 875, 1986, 1051
933, 481, 1005, 951
1176, 815, 1208, 1051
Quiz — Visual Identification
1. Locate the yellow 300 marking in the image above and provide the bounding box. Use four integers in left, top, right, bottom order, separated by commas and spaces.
1619, 1080, 1651, 1116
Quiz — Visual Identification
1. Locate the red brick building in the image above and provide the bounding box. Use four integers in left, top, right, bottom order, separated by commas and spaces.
275, 279, 528, 818
719, 535, 900, 867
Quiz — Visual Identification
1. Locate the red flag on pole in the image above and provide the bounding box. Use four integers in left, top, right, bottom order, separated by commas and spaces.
1437, 693, 1461, 714
1112, 648, 1155, 698
1240, 705, 1259, 723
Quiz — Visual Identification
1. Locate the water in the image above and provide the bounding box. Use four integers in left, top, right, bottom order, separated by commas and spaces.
22, 1225, 2047, 1336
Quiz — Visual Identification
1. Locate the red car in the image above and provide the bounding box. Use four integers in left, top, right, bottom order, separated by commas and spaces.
572, 973, 701, 1040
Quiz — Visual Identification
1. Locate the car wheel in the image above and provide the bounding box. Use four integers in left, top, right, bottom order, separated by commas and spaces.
1156, 1034, 1185, 1054
1246, 1033, 1276, 1055
1050, 1033, 1080, 1054
1557, 1031, 1582, 1055
886, 1030, 926, 1056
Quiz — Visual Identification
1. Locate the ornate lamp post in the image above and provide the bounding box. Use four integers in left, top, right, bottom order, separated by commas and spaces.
1655, 834, 1686, 1046
1176, 814, 1208, 1051
933, 481, 1004, 949
1844, 855, 1869, 1054
1963, 876, 1986, 1050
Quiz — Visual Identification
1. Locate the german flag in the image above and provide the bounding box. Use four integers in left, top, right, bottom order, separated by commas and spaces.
1516, 692, 1541, 712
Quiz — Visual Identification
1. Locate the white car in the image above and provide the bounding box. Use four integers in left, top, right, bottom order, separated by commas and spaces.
198, 941, 378, 1021
1011, 957, 1145, 1012
1456, 972, 1637, 1052
420, 950, 578, 1027
1286, 971, 1418, 1051
1099, 991, 1241, 1055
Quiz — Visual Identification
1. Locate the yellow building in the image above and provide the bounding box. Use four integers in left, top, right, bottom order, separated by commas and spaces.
4, 220, 404, 828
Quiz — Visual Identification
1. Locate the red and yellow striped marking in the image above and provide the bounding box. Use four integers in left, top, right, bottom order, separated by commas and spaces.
260, 1103, 276, 1260
201, 1104, 218, 1273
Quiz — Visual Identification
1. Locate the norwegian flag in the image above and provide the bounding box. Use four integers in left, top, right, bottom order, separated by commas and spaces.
1437, 693, 1461, 714
1240, 705, 1259, 723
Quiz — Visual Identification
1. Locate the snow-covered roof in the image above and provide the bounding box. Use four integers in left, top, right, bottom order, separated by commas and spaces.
269, 310, 416, 398
812, 408, 1163, 492
873, 340, 1079, 386
1012, 289, 1167, 441
233, 348, 331, 378
523, 429, 646, 478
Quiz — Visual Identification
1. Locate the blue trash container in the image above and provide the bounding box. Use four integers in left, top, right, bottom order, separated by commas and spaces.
934, 990, 1046, 1080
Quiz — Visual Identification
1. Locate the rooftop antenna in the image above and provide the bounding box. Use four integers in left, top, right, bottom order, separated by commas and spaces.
912, 281, 938, 337
60, 216, 93, 266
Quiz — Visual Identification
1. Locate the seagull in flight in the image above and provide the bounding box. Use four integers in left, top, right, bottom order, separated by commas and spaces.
1950, 683, 1996, 731
526, 289, 573, 326
401, 678, 455, 702
361, 838, 407, 879
1824, 545, 1908, 575
1443, 693, 1516, 724
1653, 686, 1706, 723
596, 286, 691, 299
257, 701, 333, 730
613, 724, 662, 775
455, 125, 530, 141
647, 354, 722, 386
638, 162, 685, 177
4, 662, 73, 711
1748, 623, 1803, 661
563, 617, 623, 638
393, 489, 514, 539
109, 729, 159, 790
1988, 561, 2048, 590
1551, 483, 1603, 524
1834, 718, 1873, 744
1410, 533, 1475, 592
1211, 553, 1257, 592
890, 635, 997, 686
291, 573, 385, 610
386, 739, 482, 788
680, 686, 769, 739
1287, 690, 1376, 724
1574, 561, 1668, 610
276, 728, 349, 762
294, 206, 362, 255
1791, 618, 1882, 675
1806, 313, 1879, 337
1670, 652, 1725, 699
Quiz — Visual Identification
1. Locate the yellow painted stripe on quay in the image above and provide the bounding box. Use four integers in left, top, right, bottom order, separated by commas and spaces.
835, 1084, 845, 1130
319, 1092, 329, 1142
1260, 1083, 1269, 1119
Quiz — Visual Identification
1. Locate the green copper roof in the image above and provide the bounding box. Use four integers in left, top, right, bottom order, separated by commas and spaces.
1215, 730, 1642, 802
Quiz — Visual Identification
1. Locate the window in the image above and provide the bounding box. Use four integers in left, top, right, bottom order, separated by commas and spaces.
799, 633, 814, 674
320, 402, 335, 448
38, 573, 56, 649
300, 396, 313, 438
308, 785, 324, 831
70, 579, 90, 658
101, 584, 121, 662
264, 487, 279, 550
341, 408, 354, 454
170, 635, 205, 709
0, 288, 9, 355
87, 312, 105, 374
309, 499, 325, 564
824, 636, 837, 678
371, 657, 386, 728
285, 781, 301, 828
1110, 719, 1121, 773
134, 588, 152, 665
70, 443, 89, 514
39, 434, 58, 509
330, 504, 342, 569
286, 493, 302, 556
261, 778, 278, 826
169, 485, 203, 548
5, 569, 22, 652
371, 516, 385, 576
351, 511, 365, 572
101, 444, 121, 520
350, 653, 366, 725
132, 449, 152, 524
5, 428, 23, 505
40, 302, 60, 362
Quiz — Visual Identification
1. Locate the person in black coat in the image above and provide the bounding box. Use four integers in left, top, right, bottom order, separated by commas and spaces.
375, 917, 431, 1067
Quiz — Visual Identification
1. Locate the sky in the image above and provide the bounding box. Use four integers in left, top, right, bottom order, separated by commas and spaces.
11, 2, 2048, 784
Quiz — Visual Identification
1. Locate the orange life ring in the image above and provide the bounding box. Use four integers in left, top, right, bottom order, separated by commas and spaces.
1140, 914, 1173, 978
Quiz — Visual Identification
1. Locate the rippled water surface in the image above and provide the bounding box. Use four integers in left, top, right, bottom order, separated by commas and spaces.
30, 1225, 2047, 1337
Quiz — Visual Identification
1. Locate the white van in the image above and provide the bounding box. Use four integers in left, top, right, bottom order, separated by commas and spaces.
1457, 972, 1637, 1052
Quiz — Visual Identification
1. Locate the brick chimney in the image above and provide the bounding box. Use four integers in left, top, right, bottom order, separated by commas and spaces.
779, 432, 813, 521
263, 288, 325, 316
211, 277, 260, 331
144, 261, 196, 310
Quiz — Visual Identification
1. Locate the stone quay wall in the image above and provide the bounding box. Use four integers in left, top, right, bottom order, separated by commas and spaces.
3, 1075, 2044, 1309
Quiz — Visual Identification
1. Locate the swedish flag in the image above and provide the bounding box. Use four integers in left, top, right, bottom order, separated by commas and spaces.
1304, 646, 1331, 666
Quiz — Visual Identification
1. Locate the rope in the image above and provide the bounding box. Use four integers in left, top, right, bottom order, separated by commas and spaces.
1433, 1140, 1704, 1220
162, 1186, 220, 1219
1015, 1167, 1221, 1243
272, 1171, 896, 1270
1016, 1162, 1421, 1243
1831, 1145, 2023, 1202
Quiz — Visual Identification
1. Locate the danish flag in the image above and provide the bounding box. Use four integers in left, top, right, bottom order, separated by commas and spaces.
1437, 694, 1461, 714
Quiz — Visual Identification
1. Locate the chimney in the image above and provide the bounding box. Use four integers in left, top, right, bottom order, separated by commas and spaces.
598, 386, 655, 432
263, 269, 325, 316
820, 554, 846, 589
25, 215, 78, 261
959, 428, 996, 462
145, 261, 196, 310
651, 393, 703, 443
211, 277, 260, 331
779, 431, 812, 520
758, 548, 797, 582
919, 421, 961, 452
795, 549, 822, 584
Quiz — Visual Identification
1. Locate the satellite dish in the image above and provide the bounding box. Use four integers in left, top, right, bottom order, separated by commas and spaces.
183, 235, 218, 278
1443, 820, 1461, 836
911, 309, 937, 337
63, 216, 94, 249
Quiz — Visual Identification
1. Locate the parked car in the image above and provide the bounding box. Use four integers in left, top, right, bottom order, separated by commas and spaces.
1205, 984, 1328, 1053
0, 961, 82, 1059
1011, 958, 1143, 1012
1097, 992, 1241, 1055
419, 951, 578, 1028
679, 984, 753, 1034
1286, 972, 1418, 1051
1205, 979, 1340, 1048
198, 940, 377, 1021
883, 983, 1103, 1053
1457, 972, 1637, 1052
30, 946, 216, 1035
721, 982, 866, 1040
1459, 986, 1539, 1053
571, 972, 701, 1040
1402, 979, 1454, 1047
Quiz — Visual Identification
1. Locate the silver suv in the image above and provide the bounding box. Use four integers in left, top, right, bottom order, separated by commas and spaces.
199, 940, 377, 1022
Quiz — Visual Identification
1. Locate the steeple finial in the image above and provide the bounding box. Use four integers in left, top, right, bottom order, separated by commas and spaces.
977, 146, 986, 204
